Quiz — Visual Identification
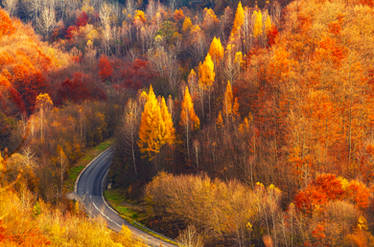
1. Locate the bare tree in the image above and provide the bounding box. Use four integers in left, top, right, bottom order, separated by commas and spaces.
147, 46, 180, 93
57, 145, 67, 199
21, 0, 42, 21
37, 3, 56, 39
177, 225, 204, 247
3, 0, 18, 16
223, 49, 241, 84
99, 2, 112, 27
123, 99, 141, 175
125, 0, 135, 16
168, 0, 176, 11
99, 2, 113, 54
58, 0, 80, 20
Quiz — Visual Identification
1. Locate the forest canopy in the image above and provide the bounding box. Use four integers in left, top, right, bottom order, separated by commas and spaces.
1, 0, 374, 246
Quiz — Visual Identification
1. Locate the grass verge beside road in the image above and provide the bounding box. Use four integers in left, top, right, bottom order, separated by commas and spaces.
104, 188, 178, 246
104, 189, 147, 221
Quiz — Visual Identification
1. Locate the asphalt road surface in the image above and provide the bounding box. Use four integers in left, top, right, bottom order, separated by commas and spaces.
75, 147, 177, 247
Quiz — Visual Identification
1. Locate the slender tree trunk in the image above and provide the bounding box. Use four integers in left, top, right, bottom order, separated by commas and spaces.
208, 89, 211, 120
200, 89, 205, 119
194, 144, 199, 169
131, 133, 137, 175
186, 112, 190, 160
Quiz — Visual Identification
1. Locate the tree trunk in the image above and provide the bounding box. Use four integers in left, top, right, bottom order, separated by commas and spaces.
131, 132, 137, 175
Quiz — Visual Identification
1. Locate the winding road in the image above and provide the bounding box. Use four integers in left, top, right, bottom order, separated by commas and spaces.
75, 147, 177, 247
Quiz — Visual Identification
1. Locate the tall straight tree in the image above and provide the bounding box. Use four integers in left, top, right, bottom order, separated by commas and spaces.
222, 81, 239, 122
35, 93, 53, 144
160, 97, 176, 147
253, 10, 263, 39
180, 86, 200, 160
124, 98, 141, 175
198, 54, 215, 119
230, 1, 244, 40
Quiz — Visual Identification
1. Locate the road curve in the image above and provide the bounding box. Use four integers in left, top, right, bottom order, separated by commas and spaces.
75, 147, 177, 247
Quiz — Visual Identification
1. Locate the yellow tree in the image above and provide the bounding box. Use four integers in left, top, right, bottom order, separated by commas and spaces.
138, 86, 175, 160
233, 98, 240, 117
0, 151, 22, 190
198, 53, 215, 118
187, 69, 198, 97
134, 10, 146, 24
265, 14, 272, 34
230, 1, 245, 39
138, 86, 163, 160
35, 93, 53, 143
202, 8, 219, 31
180, 86, 200, 159
208, 37, 224, 65
253, 10, 263, 38
223, 81, 240, 122
160, 97, 176, 147
216, 111, 223, 128
182, 16, 193, 33
223, 81, 234, 117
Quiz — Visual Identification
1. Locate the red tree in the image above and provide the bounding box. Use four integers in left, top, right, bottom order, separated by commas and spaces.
120, 59, 155, 90
98, 55, 113, 81
56, 72, 105, 104
267, 25, 278, 46
76, 11, 88, 27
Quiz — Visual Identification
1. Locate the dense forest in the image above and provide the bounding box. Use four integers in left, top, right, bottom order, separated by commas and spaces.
1, 0, 374, 246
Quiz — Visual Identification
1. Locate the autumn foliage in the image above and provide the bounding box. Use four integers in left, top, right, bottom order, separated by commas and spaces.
0, 9, 15, 36
208, 37, 224, 64
0, 189, 144, 246
180, 87, 200, 130
146, 172, 282, 245
0, 9, 70, 113
198, 54, 215, 90
138, 86, 175, 160
98, 55, 113, 81
230, 2, 244, 39
294, 174, 371, 213
3, 0, 374, 244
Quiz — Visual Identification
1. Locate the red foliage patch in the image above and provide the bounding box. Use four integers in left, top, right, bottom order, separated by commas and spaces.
267, 25, 278, 46
12, 73, 48, 113
119, 59, 155, 90
294, 174, 371, 213
65, 26, 78, 40
56, 72, 105, 104
76, 11, 88, 27
98, 55, 113, 81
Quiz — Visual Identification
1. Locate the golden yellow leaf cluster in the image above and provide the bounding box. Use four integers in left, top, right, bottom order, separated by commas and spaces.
180, 86, 200, 130
138, 86, 175, 160
198, 54, 215, 90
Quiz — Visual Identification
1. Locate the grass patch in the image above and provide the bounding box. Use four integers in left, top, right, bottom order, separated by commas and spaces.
65, 138, 113, 192
104, 189, 178, 245
104, 189, 146, 221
